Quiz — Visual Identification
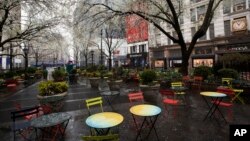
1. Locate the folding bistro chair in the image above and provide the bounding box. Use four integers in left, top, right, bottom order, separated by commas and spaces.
11, 106, 40, 141
171, 82, 187, 104
192, 76, 203, 91
212, 87, 234, 121
128, 91, 144, 104
159, 89, 180, 118
85, 97, 104, 115
85, 97, 104, 135
127, 91, 144, 131
82, 134, 119, 141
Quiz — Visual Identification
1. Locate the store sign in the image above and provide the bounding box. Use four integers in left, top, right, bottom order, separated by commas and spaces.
229, 46, 248, 51
130, 54, 142, 58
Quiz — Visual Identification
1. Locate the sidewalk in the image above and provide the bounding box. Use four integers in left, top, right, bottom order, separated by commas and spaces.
1, 81, 250, 141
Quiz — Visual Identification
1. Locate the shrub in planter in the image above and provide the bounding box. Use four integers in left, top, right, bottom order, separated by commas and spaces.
193, 66, 212, 80
140, 70, 157, 85
217, 68, 239, 79
38, 81, 68, 96
38, 81, 68, 112
52, 69, 66, 82
27, 67, 37, 74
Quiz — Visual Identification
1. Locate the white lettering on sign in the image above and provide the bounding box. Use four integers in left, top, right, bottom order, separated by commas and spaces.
234, 129, 247, 136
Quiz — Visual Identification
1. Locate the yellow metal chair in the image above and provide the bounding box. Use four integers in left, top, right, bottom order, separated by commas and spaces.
82, 134, 119, 141
171, 82, 187, 104
222, 78, 233, 88
171, 82, 185, 95
85, 97, 103, 115
85, 97, 104, 135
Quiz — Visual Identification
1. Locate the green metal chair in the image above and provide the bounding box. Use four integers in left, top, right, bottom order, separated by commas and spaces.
81, 134, 119, 141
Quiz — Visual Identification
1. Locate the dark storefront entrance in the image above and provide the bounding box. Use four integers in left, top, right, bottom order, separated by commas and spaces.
128, 52, 148, 68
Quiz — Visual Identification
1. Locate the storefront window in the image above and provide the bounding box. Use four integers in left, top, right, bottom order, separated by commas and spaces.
155, 60, 164, 68
193, 58, 213, 67
169, 60, 182, 68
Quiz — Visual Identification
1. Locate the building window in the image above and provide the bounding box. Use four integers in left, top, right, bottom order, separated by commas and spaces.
223, 1, 231, 14
209, 23, 215, 39
224, 20, 231, 36
179, 14, 184, 24
139, 44, 146, 53
130, 46, 137, 53
191, 27, 196, 37
233, 0, 246, 12
167, 32, 171, 45
190, 8, 196, 22
197, 5, 206, 21
191, 0, 205, 3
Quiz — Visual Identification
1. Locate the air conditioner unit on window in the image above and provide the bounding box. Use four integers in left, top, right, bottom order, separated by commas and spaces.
234, 3, 244, 11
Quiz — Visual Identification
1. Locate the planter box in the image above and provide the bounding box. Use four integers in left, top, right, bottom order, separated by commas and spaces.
107, 80, 123, 91
139, 84, 161, 105
37, 92, 67, 112
89, 77, 100, 88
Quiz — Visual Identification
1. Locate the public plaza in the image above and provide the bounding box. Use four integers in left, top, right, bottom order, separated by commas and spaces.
0, 77, 250, 141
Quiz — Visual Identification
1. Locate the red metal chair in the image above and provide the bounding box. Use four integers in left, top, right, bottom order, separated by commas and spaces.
128, 91, 144, 131
212, 87, 234, 121
192, 76, 203, 91
159, 89, 180, 118
128, 91, 144, 104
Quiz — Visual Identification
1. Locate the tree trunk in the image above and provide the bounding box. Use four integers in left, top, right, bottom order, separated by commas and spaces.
108, 58, 112, 71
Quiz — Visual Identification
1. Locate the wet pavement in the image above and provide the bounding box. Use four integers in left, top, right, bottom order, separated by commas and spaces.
1, 78, 250, 141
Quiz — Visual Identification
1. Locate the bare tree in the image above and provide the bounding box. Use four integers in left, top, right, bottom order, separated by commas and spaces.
0, 0, 62, 49
80, 0, 224, 75
102, 18, 124, 70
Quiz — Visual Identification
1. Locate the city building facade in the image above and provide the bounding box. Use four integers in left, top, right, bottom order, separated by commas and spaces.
149, 0, 250, 74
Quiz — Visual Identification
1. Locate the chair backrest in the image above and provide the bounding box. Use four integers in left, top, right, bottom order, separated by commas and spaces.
222, 78, 233, 87
82, 134, 119, 141
171, 82, 183, 87
85, 97, 103, 115
216, 87, 235, 98
182, 76, 190, 81
11, 106, 40, 122
194, 76, 203, 82
159, 89, 175, 97
128, 92, 144, 103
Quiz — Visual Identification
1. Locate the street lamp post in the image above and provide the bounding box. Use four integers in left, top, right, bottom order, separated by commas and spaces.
91, 50, 94, 67
100, 29, 103, 65
23, 44, 29, 80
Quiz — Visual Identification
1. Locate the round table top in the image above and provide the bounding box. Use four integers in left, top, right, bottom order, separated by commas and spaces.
31, 112, 71, 128
130, 104, 161, 117
86, 112, 124, 129
200, 91, 227, 97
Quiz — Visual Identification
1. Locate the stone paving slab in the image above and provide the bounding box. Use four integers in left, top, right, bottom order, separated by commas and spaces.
1, 80, 250, 141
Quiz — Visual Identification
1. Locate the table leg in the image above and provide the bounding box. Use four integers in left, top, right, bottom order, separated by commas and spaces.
145, 115, 160, 141
135, 117, 147, 141
202, 97, 227, 123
